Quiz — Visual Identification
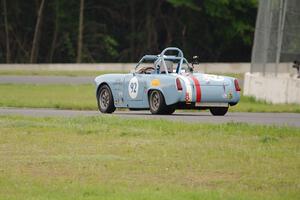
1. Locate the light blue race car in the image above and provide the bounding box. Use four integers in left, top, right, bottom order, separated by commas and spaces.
94, 47, 240, 116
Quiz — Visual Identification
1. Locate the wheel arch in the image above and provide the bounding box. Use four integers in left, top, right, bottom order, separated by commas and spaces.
147, 86, 179, 106
147, 88, 177, 115
96, 82, 116, 103
147, 88, 165, 102
96, 82, 111, 97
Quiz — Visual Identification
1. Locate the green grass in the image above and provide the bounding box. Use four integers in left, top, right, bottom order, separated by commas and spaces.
0, 70, 126, 77
231, 95, 300, 113
214, 73, 244, 80
0, 115, 299, 200
0, 84, 96, 110
0, 83, 300, 113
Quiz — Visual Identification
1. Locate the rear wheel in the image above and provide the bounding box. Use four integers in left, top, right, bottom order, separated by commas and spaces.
209, 107, 228, 116
97, 85, 116, 113
163, 105, 176, 115
149, 90, 168, 114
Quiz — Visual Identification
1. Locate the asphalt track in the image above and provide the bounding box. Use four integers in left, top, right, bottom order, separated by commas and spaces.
0, 108, 299, 127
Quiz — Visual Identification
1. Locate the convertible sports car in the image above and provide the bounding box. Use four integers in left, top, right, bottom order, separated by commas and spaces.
94, 47, 240, 116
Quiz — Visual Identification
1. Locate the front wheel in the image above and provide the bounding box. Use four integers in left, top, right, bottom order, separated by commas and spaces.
209, 107, 228, 116
97, 85, 116, 113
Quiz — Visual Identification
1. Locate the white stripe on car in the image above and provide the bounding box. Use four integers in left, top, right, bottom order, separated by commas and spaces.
173, 74, 193, 103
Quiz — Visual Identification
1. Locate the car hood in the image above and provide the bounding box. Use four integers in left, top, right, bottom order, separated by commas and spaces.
94, 73, 127, 85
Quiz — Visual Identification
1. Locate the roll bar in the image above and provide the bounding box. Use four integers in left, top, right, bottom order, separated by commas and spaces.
159, 47, 184, 75
135, 47, 188, 74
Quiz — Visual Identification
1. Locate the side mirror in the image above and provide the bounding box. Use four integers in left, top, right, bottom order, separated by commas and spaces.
192, 56, 199, 66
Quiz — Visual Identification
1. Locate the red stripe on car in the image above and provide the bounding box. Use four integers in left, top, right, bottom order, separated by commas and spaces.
190, 76, 201, 103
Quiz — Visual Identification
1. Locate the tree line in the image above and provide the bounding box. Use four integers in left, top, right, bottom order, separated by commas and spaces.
0, 0, 257, 63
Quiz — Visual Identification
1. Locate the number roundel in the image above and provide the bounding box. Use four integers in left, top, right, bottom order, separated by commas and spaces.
128, 77, 139, 99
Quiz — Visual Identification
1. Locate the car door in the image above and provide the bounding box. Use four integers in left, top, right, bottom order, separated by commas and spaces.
123, 74, 146, 107
111, 75, 126, 107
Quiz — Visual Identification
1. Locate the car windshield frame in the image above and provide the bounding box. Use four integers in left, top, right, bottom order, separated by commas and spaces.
134, 47, 192, 74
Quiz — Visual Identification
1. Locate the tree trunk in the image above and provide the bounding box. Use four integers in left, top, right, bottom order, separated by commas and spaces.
129, 0, 135, 62
76, 0, 84, 63
48, 0, 59, 62
182, 25, 187, 51
145, 0, 152, 51
3, 0, 11, 63
30, 0, 46, 63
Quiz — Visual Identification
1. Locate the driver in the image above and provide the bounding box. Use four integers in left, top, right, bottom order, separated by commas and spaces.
136, 65, 155, 74
159, 60, 173, 74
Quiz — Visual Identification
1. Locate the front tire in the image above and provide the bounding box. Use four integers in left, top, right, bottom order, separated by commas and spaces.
97, 84, 116, 113
209, 107, 228, 116
149, 90, 167, 114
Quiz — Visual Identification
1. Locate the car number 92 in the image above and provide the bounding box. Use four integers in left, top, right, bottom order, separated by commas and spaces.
128, 77, 139, 99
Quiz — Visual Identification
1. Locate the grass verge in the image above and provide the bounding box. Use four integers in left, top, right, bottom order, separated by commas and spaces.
0, 115, 299, 200
0, 84, 96, 110
231, 95, 300, 113
0, 83, 300, 112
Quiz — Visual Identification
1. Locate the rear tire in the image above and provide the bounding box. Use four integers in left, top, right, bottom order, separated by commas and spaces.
149, 90, 167, 114
163, 105, 176, 115
209, 107, 228, 116
97, 84, 116, 113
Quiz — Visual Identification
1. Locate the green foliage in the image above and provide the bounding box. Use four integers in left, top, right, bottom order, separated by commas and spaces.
103, 35, 118, 58
0, 0, 258, 63
167, 0, 200, 10
205, 0, 257, 43
64, 33, 76, 60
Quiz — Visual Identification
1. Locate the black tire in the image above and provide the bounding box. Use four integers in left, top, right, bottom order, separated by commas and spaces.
149, 90, 167, 114
163, 105, 176, 115
97, 84, 116, 113
209, 107, 228, 116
